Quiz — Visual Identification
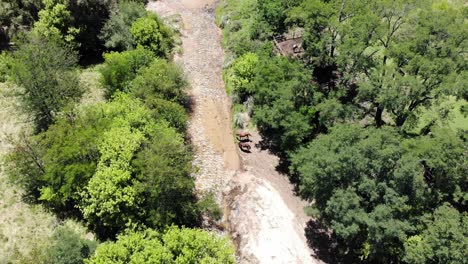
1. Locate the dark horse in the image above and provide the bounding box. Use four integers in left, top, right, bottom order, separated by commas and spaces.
238, 141, 251, 152
236, 130, 251, 141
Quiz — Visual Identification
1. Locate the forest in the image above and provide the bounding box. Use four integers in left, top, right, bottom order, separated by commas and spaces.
218, 0, 467, 263
1, 0, 233, 263
0, 0, 466, 263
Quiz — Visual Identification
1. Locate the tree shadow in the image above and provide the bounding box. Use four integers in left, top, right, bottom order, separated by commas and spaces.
305, 219, 339, 263
184, 94, 196, 114
255, 131, 302, 194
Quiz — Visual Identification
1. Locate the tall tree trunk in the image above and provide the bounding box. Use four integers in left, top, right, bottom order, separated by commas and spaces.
395, 114, 407, 127
375, 104, 385, 127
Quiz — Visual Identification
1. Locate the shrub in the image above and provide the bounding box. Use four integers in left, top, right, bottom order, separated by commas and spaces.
47, 225, 97, 264
100, 47, 154, 97
130, 58, 188, 106
86, 227, 235, 264
130, 14, 174, 57
144, 98, 188, 134
10, 36, 82, 131
99, 0, 147, 51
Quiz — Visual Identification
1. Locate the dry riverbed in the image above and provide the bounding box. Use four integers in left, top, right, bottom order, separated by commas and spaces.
147, 1, 320, 263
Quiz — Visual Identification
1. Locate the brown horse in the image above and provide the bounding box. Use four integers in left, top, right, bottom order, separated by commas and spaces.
238, 141, 251, 152
236, 130, 251, 141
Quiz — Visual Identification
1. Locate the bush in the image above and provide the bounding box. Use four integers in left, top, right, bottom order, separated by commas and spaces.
47, 225, 97, 264
227, 52, 259, 98
0, 52, 13, 82
99, 0, 147, 51
144, 98, 188, 134
33, 0, 80, 46
100, 47, 154, 97
130, 58, 188, 106
10, 36, 83, 131
86, 227, 235, 264
132, 123, 199, 229
130, 14, 174, 57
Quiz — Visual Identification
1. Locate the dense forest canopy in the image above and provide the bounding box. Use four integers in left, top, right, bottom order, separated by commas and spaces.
0, 0, 466, 262
1, 0, 234, 263
219, 0, 467, 262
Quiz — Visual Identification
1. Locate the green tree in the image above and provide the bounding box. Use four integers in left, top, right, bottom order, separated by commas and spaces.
47, 225, 98, 264
249, 56, 316, 151
0, 51, 13, 81
0, 0, 43, 48
257, 0, 301, 33
10, 36, 83, 131
86, 227, 235, 264
67, 0, 113, 56
100, 47, 154, 97
144, 98, 188, 134
35, 109, 103, 210
218, 0, 264, 55
99, 0, 147, 51
130, 58, 188, 106
404, 204, 468, 264
78, 93, 155, 236
290, 125, 466, 261
33, 0, 80, 45
130, 14, 173, 57
6, 92, 198, 238
132, 123, 198, 229
288, 0, 467, 127
227, 52, 259, 99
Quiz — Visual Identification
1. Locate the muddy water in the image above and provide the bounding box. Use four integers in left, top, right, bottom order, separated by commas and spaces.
147, 1, 320, 263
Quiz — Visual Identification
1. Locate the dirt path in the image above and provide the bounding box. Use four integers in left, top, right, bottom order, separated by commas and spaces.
147, 1, 320, 263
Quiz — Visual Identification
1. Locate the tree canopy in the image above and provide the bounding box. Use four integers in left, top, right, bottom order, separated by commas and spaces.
130, 14, 174, 58
290, 125, 467, 261
100, 0, 147, 51
86, 227, 235, 264
100, 47, 155, 97
10, 36, 83, 131
6, 93, 199, 239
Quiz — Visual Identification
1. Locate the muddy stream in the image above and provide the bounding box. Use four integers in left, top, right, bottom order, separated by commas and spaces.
147, 1, 320, 263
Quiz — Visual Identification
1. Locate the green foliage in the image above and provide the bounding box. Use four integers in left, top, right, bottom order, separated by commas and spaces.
36, 110, 103, 209
249, 56, 316, 151
87, 227, 235, 264
288, 0, 467, 127
0, 0, 43, 47
404, 204, 468, 264
227, 52, 258, 97
77, 93, 156, 235
6, 92, 198, 238
257, 0, 301, 33
290, 125, 467, 261
286, 0, 335, 65
99, 0, 147, 51
47, 225, 97, 264
217, 0, 265, 55
100, 47, 155, 97
132, 123, 199, 229
67, 0, 113, 55
130, 14, 174, 57
130, 58, 188, 106
33, 0, 80, 45
143, 98, 188, 134
0, 52, 13, 82
222, 0, 466, 262
10, 36, 83, 131
197, 193, 222, 221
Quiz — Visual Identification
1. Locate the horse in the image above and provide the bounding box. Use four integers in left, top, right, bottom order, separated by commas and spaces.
238, 141, 251, 152
236, 130, 251, 141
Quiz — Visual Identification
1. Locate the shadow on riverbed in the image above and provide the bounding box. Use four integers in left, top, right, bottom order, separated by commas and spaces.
305, 220, 362, 264
305, 220, 338, 263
